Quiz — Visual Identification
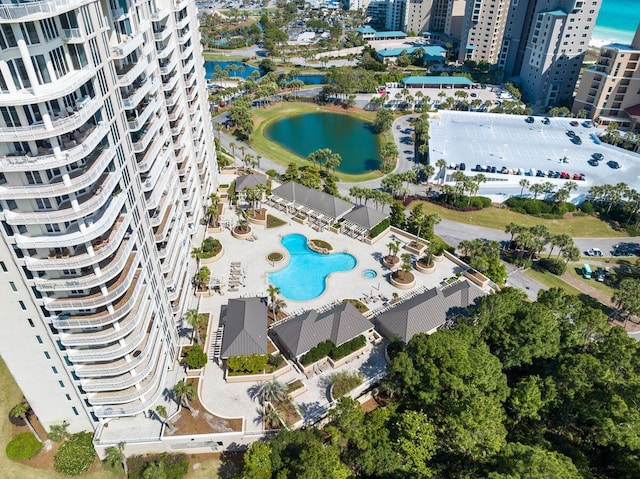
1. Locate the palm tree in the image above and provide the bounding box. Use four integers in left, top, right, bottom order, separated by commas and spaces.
104, 442, 128, 477
262, 405, 282, 429
267, 284, 281, 318
271, 298, 286, 319
386, 240, 400, 262
399, 253, 413, 280
229, 142, 237, 164
155, 405, 173, 430
190, 247, 202, 267
519, 178, 530, 197
172, 380, 196, 412
530, 183, 545, 200
253, 380, 287, 404
11, 402, 41, 442
195, 266, 210, 292
47, 421, 69, 442
436, 158, 447, 182
142, 461, 166, 479
185, 309, 203, 345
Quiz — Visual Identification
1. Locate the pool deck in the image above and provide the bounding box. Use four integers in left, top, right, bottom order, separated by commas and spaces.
193, 199, 468, 431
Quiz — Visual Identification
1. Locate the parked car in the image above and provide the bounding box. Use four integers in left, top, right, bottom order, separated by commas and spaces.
542, 117, 550, 125
501, 166, 509, 174
560, 171, 570, 179
607, 160, 621, 169
585, 248, 603, 257
459, 163, 466, 171
525, 116, 535, 123
571, 136, 582, 145
592, 152, 604, 161
588, 158, 600, 166
582, 120, 593, 128
536, 169, 545, 177
490, 165, 497, 173
595, 267, 605, 282
570, 120, 579, 127
470, 92, 477, 97
567, 130, 576, 137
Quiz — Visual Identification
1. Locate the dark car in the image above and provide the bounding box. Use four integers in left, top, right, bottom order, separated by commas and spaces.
592, 153, 604, 161
475, 164, 483, 172
542, 117, 551, 125
607, 160, 621, 169
570, 120, 579, 127
547, 170, 555, 178
595, 267, 605, 282
567, 130, 576, 137
501, 166, 509, 174
536, 170, 545, 177
588, 158, 599, 166
490, 165, 497, 173
525, 116, 535, 123
459, 163, 466, 171
571, 136, 582, 145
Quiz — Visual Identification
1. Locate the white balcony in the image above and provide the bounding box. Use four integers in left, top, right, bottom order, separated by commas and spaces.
153, 201, 177, 242
53, 273, 143, 330
146, 172, 175, 212
159, 56, 178, 76
153, 26, 170, 41
117, 60, 148, 87
156, 41, 174, 59
176, 15, 189, 30
141, 151, 166, 192
167, 102, 184, 122
4, 172, 119, 225
162, 72, 179, 92
87, 359, 162, 405
177, 28, 192, 45
0, 66, 93, 107
61, 28, 84, 43
122, 78, 159, 110
0, 0, 90, 21
132, 116, 162, 153
164, 88, 180, 107
180, 43, 194, 60
137, 134, 167, 172
112, 30, 144, 59
128, 96, 161, 131
58, 282, 149, 346
14, 191, 126, 249
35, 241, 136, 291
150, 7, 170, 20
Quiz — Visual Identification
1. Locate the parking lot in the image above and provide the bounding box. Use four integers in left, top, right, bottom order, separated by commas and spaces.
429, 111, 640, 197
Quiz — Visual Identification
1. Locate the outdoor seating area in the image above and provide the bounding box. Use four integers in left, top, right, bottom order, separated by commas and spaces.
227, 261, 244, 292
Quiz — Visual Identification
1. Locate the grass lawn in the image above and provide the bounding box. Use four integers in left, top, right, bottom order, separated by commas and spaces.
202, 52, 247, 61
407, 200, 628, 238
250, 102, 390, 183
567, 262, 616, 297
524, 268, 583, 296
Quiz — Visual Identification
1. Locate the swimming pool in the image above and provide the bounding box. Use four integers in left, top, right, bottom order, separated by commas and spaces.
268, 234, 356, 301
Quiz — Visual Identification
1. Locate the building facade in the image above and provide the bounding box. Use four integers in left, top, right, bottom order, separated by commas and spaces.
500, 0, 602, 107
0, 0, 216, 435
573, 24, 640, 130
458, 0, 510, 65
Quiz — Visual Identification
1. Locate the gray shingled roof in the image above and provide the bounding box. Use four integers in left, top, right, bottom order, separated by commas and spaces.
270, 302, 373, 358
375, 280, 485, 343
220, 297, 268, 358
342, 205, 388, 230
234, 174, 267, 193
272, 182, 354, 219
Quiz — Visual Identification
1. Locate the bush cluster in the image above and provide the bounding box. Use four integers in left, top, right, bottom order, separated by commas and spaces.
370, 218, 390, 238
331, 371, 363, 398
128, 453, 189, 479
436, 195, 492, 210
267, 353, 284, 368
184, 345, 207, 369
580, 201, 595, 214
53, 432, 96, 476
227, 354, 269, 374
301, 340, 335, 365
329, 335, 367, 361
505, 197, 576, 218
537, 257, 567, 275
6, 432, 42, 460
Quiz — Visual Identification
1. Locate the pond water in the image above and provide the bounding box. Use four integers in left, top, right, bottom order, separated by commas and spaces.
264, 112, 382, 174
288, 74, 327, 85
204, 61, 262, 80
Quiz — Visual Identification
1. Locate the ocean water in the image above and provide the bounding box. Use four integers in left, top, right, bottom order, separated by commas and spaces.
593, 0, 640, 45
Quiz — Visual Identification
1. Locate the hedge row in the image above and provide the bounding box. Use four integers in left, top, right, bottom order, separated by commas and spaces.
537, 257, 567, 275
370, 218, 390, 238
329, 335, 367, 360
505, 197, 576, 217
53, 432, 96, 476
227, 354, 269, 374
301, 340, 334, 365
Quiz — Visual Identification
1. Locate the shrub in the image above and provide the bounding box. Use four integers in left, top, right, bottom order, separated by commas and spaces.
128, 453, 189, 479
201, 237, 221, 253
265, 169, 281, 179
301, 340, 335, 365
227, 354, 269, 374
369, 218, 390, 238
267, 353, 284, 368
512, 258, 533, 269
538, 257, 567, 275
331, 371, 363, 398
6, 432, 42, 460
184, 345, 207, 369
329, 335, 367, 360
580, 201, 595, 214
53, 431, 96, 475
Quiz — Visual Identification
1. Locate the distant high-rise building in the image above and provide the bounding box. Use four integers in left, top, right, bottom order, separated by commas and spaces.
0, 0, 216, 436
459, 0, 510, 65
500, 0, 602, 107
573, 24, 640, 130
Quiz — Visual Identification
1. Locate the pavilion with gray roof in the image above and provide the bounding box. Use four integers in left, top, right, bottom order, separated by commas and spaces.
220, 297, 268, 359
374, 280, 485, 343
270, 182, 354, 227
341, 205, 388, 239
270, 302, 373, 359
234, 173, 267, 193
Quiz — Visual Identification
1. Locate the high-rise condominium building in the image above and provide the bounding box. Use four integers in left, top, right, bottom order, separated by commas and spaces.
459, 0, 510, 65
0, 0, 216, 435
499, 0, 602, 107
572, 24, 640, 130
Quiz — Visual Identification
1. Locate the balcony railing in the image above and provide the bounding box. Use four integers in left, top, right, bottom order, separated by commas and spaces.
158, 56, 178, 75
14, 190, 126, 249
150, 7, 170, 20
146, 173, 176, 211
132, 117, 161, 152
137, 131, 168, 172
112, 30, 144, 59
61, 28, 83, 42
128, 96, 161, 131
0, 0, 88, 20
122, 78, 159, 109
117, 60, 148, 87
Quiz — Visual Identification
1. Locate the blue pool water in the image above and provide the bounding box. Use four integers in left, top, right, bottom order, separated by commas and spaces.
268, 234, 356, 301
363, 269, 377, 279
204, 61, 262, 80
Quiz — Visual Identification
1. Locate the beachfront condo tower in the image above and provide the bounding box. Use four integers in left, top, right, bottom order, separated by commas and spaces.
0, 0, 216, 438
572, 23, 640, 130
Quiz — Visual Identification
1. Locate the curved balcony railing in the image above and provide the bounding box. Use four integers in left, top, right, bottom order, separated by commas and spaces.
87, 357, 163, 405
53, 274, 143, 330
75, 318, 160, 377
0, 0, 91, 21
0, 66, 93, 107
132, 116, 162, 152
59, 283, 148, 346
141, 150, 167, 192
167, 102, 184, 122
14, 190, 126, 249
117, 60, 148, 88
0, 96, 102, 142
112, 29, 144, 59
176, 15, 189, 30
0, 122, 109, 172
146, 173, 175, 212
128, 96, 161, 131
0, 146, 113, 200
180, 43, 194, 60
163, 72, 179, 92
122, 77, 159, 109
153, 201, 177, 243
4, 172, 119, 225
159, 56, 179, 76
150, 7, 169, 20
137, 133, 168, 172
35, 242, 136, 292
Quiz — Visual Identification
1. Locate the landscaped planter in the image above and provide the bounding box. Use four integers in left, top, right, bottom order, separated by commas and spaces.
224, 360, 292, 383
287, 380, 308, 400
200, 244, 225, 264
327, 342, 372, 369
390, 272, 416, 290
463, 269, 490, 288
292, 215, 308, 225
405, 241, 427, 255
247, 215, 266, 226
415, 260, 435, 274
382, 256, 400, 270
432, 253, 445, 262
232, 225, 253, 239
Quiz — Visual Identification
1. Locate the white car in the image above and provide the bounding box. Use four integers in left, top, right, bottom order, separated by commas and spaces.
585, 248, 603, 257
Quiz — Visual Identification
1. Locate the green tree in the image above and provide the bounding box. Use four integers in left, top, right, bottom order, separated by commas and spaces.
389, 200, 406, 228
184, 309, 203, 345
172, 380, 196, 412
241, 442, 272, 479
10, 402, 41, 442
374, 108, 394, 133
612, 277, 640, 324
47, 421, 70, 442
254, 379, 287, 404
394, 410, 437, 477
104, 442, 128, 477
489, 443, 582, 479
